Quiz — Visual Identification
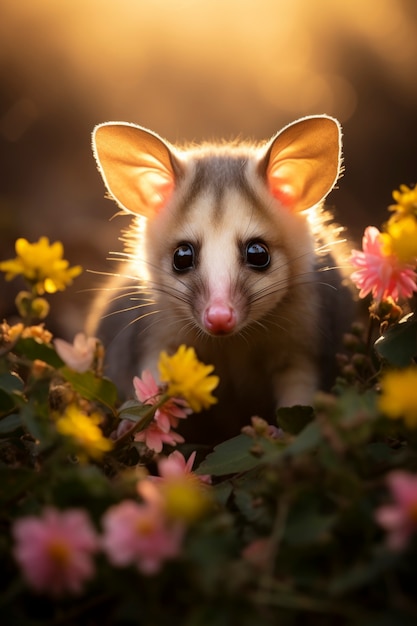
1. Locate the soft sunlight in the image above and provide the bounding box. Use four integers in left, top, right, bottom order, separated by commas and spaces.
1, 0, 416, 140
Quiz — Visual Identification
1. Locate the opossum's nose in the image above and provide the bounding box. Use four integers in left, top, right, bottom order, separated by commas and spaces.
204, 302, 237, 335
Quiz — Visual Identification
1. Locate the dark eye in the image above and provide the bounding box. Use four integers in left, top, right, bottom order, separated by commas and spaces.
245, 241, 270, 270
173, 243, 195, 272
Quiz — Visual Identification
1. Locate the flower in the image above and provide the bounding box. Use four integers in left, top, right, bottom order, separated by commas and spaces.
54, 332, 97, 373
158, 345, 219, 412
158, 450, 212, 485
139, 473, 212, 524
131, 370, 190, 452
55, 404, 113, 460
15, 291, 50, 320
0, 237, 82, 294
241, 415, 284, 440
101, 499, 184, 575
389, 183, 417, 217
383, 215, 417, 264
242, 537, 273, 570
375, 471, 417, 550
157, 476, 212, 522
137, 451, 213, 523
134, 421, 184, 453
12, 507, 98, 596
350, 226, 417, 302
378, 367, 417, 428
6, 322, 53, 344
158, 450, 198, 478
133, 370, 191, 431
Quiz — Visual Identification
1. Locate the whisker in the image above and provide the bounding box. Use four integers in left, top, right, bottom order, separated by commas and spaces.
100, 302, 157, 321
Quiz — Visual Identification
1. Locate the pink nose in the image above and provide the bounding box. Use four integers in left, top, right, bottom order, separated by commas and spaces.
204, 303, 236, 335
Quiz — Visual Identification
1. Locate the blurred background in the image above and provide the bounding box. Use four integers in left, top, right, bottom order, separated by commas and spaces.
1, 0, 416, 337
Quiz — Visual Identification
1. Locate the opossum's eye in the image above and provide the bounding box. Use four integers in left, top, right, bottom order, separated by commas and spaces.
173, 243, 195, 272
245, 241, 270, 270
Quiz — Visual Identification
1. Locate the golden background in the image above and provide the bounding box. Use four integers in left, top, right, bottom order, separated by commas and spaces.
1, 0, 416, 335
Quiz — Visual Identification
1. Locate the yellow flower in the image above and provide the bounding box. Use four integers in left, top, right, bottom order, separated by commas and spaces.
381, 215, 417, 264
22, 324, 53, 344
379, 367, 417, 428
158, 345, 219, 413
55, 404, 113, 460
139, 472, 212, 524
0, 237, 82, 294
389, 184, 417, 217
6, 322, 53, 344
160, 475, 212, 523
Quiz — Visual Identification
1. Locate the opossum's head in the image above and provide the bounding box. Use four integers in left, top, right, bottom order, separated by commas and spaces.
92, 116, 342, 336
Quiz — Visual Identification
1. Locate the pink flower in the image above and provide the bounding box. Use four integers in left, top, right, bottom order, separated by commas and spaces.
132, 370, 190, 452
137, 451, 213, 523
54, 332, 97, 372
158, 450, 212, 484
134, 421, 184, 453
242, 537, 273, 570
158, 450, 196, 477
133, 370, 191, 431
375, 471, 417, 550
101, 500, 184, 575
133, 369, 159, 404
12, 507, 99, 596
350, 226, 417, 302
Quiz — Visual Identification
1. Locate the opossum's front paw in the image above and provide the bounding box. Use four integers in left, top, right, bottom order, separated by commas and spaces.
274, 366, 317, 408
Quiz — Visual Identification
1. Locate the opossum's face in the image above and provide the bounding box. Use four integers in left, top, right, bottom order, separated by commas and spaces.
146, 156, 314, 337
92, 115, 341, 337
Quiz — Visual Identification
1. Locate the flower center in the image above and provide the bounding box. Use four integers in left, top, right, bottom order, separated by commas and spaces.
136, 517, 156, 536
47, 540, 71, 566
162, 477, 210, 522
407, 500, 417, 523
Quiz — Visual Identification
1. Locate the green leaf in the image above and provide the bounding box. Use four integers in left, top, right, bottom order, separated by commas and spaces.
119, 400, 153, 422
0, 389, 17, 415
336, 388, 377, 425
282, 421, 322, 457
15, 337, 64, 368
374, 312, 417, 367
0, 373, 24, 416
198, 419, 322, 477
20, 400, 55, 448
60, 367, 118, 409
0, 372, 24, 394
196, 435, 260, 476
276, 404, 315, 434
0, 413, 22, 435
213, 480, 233, 506
233, 486, 269, 524
196, 434, 280, 477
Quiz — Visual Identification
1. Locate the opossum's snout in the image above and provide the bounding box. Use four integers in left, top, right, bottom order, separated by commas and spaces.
203, 301, 237, 335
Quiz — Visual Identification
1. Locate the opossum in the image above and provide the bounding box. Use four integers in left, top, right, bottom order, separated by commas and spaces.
87, 115, 353, 446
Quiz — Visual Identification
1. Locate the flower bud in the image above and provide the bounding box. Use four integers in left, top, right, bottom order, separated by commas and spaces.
31, 297, 50, 320
342, 333, 360, 350
15, 291, 33, 318
31, 359, 52, 379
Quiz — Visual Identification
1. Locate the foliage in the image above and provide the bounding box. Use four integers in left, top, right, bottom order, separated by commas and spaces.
1, 187, 417, 626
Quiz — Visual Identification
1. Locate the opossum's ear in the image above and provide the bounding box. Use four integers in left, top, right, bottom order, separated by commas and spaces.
262, 115, 342, 212
92, 123, 179, 219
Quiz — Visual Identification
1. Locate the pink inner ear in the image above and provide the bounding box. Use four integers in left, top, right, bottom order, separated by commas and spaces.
268, 176, 297, 209
140, 172, 175, 212
151, 179, 174, 210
